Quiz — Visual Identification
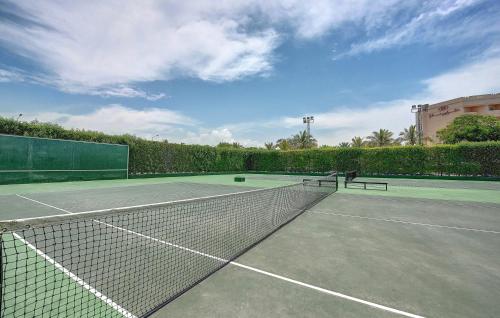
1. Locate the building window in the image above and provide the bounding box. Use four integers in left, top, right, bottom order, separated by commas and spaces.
464, 105, 485, 113
489, 104, 500, 111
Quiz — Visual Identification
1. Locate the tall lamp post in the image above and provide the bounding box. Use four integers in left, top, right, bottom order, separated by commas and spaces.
411, 104, 429, 145
302, 116, 314, 138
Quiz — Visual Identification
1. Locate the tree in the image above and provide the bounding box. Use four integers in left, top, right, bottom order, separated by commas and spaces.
437, 114, 500, 144
351, 136, 365, 147
264, 142, 274, 150
399, 125, 417, 145
289, 130, 318, 149
274, 131, 318, 150
275, 138, 291, 150
366, 129, 395, 147
338, 142, 350, 148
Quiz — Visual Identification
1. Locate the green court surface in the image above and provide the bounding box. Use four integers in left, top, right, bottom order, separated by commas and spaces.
2, 233, 125, 318
0, 174, 293, 196
1, 174, 499, 318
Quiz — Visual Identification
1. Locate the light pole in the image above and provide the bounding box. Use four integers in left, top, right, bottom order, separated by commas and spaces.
16, 113, 23, 121
302, 116, 314, 138
411, 104, 428, 145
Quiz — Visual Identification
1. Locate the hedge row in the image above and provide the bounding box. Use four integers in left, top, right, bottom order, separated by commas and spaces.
1, 117, 499, 176
128, 141, 249, 174
0, 116, 132, 144
247, 142, 500, 176
0, 117, 248, 174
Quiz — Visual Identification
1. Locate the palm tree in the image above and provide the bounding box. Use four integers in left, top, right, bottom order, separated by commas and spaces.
264, 142, 274, 150
276, 139, 291, 150
366, 129, 394, 147
290, 131, 318, 149
399, 125, 417, 145
351, 136, 364, 147
338, 142, 350, 148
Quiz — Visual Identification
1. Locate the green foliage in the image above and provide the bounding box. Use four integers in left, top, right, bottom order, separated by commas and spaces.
289, 131, 318, 149
275, 130, 317, 149
351, 136, 365, 147
437, 114, 500, 143
366, 129, 396, 147
0, 116, 248, 175
246, 142, 500, 176
264, 142, 274, 150
399, 125, 417, 145
2, 116, 499, 177
275, 138, 291, 150
216, 142, 243, 148
0, 117, 136, 144
338, 142, 350, 148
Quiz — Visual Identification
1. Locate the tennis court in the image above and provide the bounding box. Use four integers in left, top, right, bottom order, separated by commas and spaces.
1, 174, 499, 318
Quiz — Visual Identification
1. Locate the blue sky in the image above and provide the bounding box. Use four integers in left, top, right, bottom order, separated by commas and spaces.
1, 0, 499, 146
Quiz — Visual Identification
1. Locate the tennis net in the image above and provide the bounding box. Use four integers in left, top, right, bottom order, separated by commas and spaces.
0, 180, 337, 318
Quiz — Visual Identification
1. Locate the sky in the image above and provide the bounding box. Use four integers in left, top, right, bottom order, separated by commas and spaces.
0, 0, 499, 146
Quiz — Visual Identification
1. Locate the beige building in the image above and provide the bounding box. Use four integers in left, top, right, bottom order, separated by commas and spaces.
414, 93, 500, 144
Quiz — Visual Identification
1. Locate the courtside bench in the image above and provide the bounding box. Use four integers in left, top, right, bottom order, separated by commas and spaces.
344, 171, 388, 191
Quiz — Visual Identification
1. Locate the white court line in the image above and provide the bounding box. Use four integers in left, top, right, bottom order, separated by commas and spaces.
310, 210, 500, 234
231, 262, 424, 318
12, 233, 137, 318
93, 220, 227, 263
15, 195, 137, 318
94, 222, 425, 318
16, 194, 71, 213
10, 185, 290, 223
16, 194, 425, 318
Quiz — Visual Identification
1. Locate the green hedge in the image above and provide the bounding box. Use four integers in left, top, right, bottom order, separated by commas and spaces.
128, 141, 248, 174
1, 117, 499, 177
248, 143, 500, 176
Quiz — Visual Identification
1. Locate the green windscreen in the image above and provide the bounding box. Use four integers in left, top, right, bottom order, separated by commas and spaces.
0, 134, 128, 184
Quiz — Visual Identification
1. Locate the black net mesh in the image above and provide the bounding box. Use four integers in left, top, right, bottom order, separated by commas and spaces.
0, 180, 336, 318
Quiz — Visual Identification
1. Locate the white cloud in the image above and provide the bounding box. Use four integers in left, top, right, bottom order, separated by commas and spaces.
274, 100, 415, 145
0, 0, 462, 93
180, 128, 260, 147
12, 105, 196, 138
335, 0, 497, 59
89, 86, 167, 101
221, 47, 500, 145
3, 104, 262, 146
255, 0, 406, 39
2, 1, 499, 146
3, 47, 499, 147
0, 1, 279, 92
422, 53, 500, 101
0, 69, 24, 82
